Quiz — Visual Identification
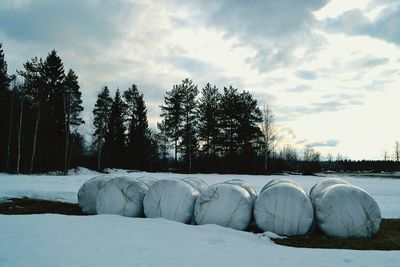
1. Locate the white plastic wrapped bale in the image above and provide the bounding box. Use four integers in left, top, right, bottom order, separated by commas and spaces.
309, 178, 350, 204
182, 177, 208, 194
136, 177, 157, 188
254, 179, 314, 236
314, 184, 381, 238
77, 175, 113, 214
261, 178, 302, 193
96, 176, 149, 217
224, 179, 257, 204
143, 179, 200, 224
194, 183, 253, 230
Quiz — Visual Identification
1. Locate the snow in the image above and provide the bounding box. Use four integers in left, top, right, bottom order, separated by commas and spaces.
0, 170, 400, 266
0, 214, 399, 267
0, 170, 399, 218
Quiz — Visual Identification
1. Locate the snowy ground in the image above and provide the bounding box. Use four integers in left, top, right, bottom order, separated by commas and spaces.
0, 169, 399, 266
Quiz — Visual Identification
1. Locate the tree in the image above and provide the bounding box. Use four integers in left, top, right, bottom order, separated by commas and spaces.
92, 86, 112, 170
63, 69, 84, 174
394, 141, 400, 162
236, 90, 263, 172
219, 86, 241, 160
124, 84, 151, 170
40, 50, 66, 171
198, 83, 221, 160
160, 83, 184, 163
0, 43, 11, 171
179, 79, 198, 172
261, 103, 277, 174
103, 89, 126, 168
156, 121, 170, 168
17, 57, 44, 173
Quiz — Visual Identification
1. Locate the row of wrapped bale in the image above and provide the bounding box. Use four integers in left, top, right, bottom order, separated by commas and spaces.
310, 178, 381, 238
78, 176, 381, 238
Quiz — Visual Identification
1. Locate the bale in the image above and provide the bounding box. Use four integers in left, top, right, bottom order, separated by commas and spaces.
314, 184, 381, 238
224, 179, 257, 204
136, 177, 157, 188
254, 179, 314, 236
182, 177, 208, 194
77, 175, 113, 214
261, 178, 302, 193
309, 178, 350, 203
143, 179, 200, 223
194, 183, 253, 230
96, 176, 149, 217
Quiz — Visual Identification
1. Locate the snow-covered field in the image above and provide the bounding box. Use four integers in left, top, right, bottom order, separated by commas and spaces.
0, 169, 399, 266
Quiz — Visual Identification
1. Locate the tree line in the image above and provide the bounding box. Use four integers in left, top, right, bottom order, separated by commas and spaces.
1, 44, 400, 174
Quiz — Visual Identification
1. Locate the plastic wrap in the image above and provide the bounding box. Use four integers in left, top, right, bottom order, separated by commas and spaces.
254, 179, 314, 236
77, 175, 113, 214
182, 177, 208, 194
96, 176, 149, 217
314, 184, 381, 238
309, 178, 350, 203
143, 179, 200, 223
194, 183, 253, 230
224, 179, 257, 204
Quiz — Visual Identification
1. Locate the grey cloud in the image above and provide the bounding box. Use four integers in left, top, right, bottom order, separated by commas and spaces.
350, 56, 389, 69
172, 0, 330, 72
0, 0, 138, 44
324, 3, 400, 45
309, 139, 339, 147
277, 93, 364, 121
296, 71, 318, 80
287, 84, 312, 93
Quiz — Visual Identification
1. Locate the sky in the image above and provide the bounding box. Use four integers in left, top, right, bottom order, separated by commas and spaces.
0, 0, 399, 160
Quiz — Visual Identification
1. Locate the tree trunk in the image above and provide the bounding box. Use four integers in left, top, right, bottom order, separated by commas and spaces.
30, 104, 41, 174
6, 93, 14, 171
16, 98, 24, 174
63, 93, 71, 175
97, 121, 103, 171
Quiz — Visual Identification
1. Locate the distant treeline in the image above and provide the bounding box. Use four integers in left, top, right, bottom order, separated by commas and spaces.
1, 44, 400, 175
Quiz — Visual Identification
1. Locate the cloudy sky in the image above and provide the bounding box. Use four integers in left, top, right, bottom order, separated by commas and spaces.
1, 0, 399, 160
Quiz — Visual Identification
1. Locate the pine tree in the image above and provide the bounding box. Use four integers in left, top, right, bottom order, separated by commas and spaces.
40, 50, 66, 171
92, 86, 112, 170
198, 83, 221, 159
236, 90, 263, 172
160, 84, 184, 163
103, 89, 126, 168
156, 121, 170, 168
179, 79, 198, 172
17, 57, 44, 173
63, 69, 84, 174
219, 86, 241, 160
124, 85, 151, 170
0, 43, 11, 171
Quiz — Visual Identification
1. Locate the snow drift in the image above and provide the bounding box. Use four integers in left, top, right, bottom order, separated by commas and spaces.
313, 182, 381, 238
254, 179, 314, 236
194, 183, 253, 230
77, 175, 113, 214
143, 179, 200, 223
96, 176, 150, 217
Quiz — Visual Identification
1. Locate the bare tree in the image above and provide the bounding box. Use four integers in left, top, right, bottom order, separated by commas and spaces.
383, 149, 389, 161
394, 141, 400, 162
261, 103, 277, 174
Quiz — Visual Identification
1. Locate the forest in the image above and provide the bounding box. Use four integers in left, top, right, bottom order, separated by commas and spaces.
1, 44, 400, 175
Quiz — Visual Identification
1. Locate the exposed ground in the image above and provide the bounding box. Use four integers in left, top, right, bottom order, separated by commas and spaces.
1, 197, 399, 250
